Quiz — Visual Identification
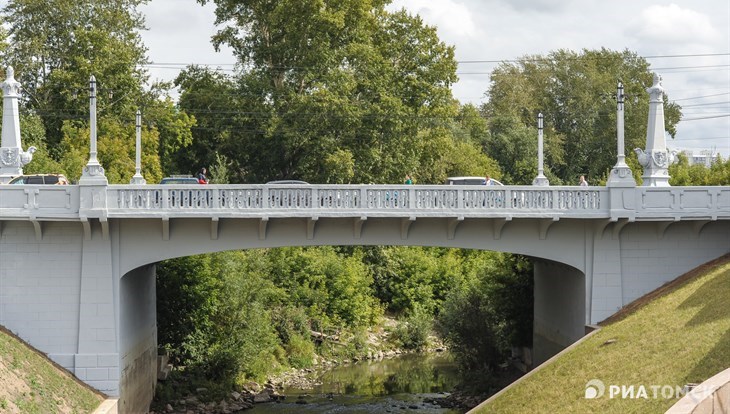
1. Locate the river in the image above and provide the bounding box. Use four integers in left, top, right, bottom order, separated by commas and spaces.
246, 352, 464, 414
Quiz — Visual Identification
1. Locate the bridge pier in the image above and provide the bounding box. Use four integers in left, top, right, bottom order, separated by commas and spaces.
76, 220, 119, 395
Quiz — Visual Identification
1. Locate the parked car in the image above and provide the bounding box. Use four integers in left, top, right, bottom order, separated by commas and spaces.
8, 174, 69, 185
265, 180, 309, 185
445, 176, 504, 186
160, 175, 202, 184
159, 176, 210, 207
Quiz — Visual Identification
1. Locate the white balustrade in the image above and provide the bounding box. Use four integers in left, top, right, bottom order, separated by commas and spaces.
3, 184, 729, 221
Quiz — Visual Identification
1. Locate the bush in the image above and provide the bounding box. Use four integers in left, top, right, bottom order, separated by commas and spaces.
391, 307, 432, 351
286, 334, 316, 368
437, 253, 533, 371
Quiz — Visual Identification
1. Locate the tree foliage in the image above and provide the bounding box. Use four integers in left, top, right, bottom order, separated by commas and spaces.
669, 154, 730, 186
1, 0, 195, 183
437, 254, 533, 372
483, 48, 682, 184
177, 1, 491, 184
2, 0, 150, 147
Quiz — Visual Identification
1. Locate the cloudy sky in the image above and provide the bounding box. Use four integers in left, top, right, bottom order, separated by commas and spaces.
140, 0, 730, 155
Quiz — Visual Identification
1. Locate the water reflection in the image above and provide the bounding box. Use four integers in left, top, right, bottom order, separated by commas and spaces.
248, 353, 463, 414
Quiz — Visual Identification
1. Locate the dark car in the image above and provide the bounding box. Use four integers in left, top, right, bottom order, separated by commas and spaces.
8, 174, 69, 185
160, 176, 202, 184
159, 176, 210, 207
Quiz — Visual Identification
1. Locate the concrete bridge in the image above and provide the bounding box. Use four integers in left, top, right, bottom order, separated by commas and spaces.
0, 182, 728, 411
0, 70, 728, 412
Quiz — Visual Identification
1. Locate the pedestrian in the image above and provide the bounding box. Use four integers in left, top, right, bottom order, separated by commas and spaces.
197, 167, 209, 184
579, 175, 588, 187
483, 175, 494, 186
404, 174, 413, 185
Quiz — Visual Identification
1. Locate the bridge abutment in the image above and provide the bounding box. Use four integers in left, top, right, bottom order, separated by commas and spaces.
119, 263, 157, 414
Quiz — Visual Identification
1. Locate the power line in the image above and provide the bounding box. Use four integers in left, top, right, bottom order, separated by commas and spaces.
141, 52, 730, 70
680, 101, 730, 108
672, 92, 730, 101
456, 52, 730, 64
681, 114, 730, 121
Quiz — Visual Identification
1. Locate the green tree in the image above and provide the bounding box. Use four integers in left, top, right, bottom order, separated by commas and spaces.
669, 154, 730, 186
183, 1, 462, 184
483, 48, 682, 184
437, 253, 533, 373
2, 0, 150, 148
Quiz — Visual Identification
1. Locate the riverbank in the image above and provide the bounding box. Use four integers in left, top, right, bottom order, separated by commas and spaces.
150, 350, 455, 414
150, 317, 452, 414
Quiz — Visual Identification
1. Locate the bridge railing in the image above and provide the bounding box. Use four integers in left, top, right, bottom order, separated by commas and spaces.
106, 184, 608, 217
1, 184, 727, 220
0, 184, 80, 218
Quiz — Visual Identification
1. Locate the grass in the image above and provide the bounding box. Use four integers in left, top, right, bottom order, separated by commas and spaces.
475, 254, 730, 414
0, 326, 104, 413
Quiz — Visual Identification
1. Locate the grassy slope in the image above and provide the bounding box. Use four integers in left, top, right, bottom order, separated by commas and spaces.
476, 254, 730, 414
0, 326, 104, 414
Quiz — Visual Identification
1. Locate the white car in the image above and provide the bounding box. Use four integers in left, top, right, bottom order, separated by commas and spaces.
445, 176, 504, 186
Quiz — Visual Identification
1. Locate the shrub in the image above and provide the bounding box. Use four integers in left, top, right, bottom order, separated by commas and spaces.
391, 307, 432, 351
286, 334, 316, 368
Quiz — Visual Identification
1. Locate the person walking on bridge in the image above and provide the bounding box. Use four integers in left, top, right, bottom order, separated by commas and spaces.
197, 168, 209, 184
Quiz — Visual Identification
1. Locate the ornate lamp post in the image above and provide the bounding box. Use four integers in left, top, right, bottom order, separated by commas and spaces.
79, 75, 107, 184
607, 81, 636, 187
130, 109, 146, 184
533, 112, 549, 186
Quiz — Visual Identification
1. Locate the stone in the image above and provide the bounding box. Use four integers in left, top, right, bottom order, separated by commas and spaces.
254, 390, 272, 403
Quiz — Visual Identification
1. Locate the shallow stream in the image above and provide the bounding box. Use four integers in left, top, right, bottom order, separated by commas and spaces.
246, 352, 464, 413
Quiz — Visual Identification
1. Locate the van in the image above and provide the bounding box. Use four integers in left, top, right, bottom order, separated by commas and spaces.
445, 176, 504, 186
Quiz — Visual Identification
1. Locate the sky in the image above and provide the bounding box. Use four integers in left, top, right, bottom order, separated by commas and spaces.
141, 1, 727, 155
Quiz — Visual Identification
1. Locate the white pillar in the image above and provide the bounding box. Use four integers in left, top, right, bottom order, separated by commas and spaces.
0, 66, 36, 183
607, 81, 636, 187
634, 73, 675, 187
130, 109, 146, 184
533, 112, 549, 186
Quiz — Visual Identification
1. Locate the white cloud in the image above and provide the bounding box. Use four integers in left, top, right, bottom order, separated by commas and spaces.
631, 4, 719, 46
390, 0, 478, 39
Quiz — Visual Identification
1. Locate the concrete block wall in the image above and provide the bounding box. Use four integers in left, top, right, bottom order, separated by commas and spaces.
0, 220, 120, 396
619, 221, 730, 307
590, 233, 624, 323
0, 221, 83, 371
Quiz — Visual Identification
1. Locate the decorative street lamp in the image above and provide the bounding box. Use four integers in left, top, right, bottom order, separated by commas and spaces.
79, 75, 107, 184
607, 80, 636, 187
533, 112, 549, 186
130, 109, 146, 184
